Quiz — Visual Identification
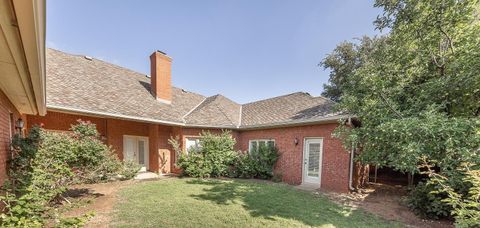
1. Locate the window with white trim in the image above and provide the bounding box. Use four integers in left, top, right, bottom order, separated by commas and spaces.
249, 139, 275, 153
185, 137, 201, 154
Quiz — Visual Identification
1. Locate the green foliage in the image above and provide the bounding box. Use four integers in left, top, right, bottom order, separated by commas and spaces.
1, 120, 139, 227
427, 163, 480, 227
406, 182, 452, 219
172, 132, 279, 180
54, 212, 95, 228
176, 131, 237, 178
324, 0, 480, 224
118, 160, 141, 180
233, 144, 280, 179
320, 36, 383, 102
231, 153, 257, 178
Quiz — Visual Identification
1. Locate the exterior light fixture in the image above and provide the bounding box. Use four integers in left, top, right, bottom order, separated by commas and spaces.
294, 137, 299, 146
15, 118, 24, 130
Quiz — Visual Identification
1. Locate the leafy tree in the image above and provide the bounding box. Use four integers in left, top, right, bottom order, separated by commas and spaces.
320, 36, 383, 102
326, 0, 480, 224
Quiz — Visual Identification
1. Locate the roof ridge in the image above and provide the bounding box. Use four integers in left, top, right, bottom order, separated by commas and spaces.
212, 102, 237, 126
237, 105, 242, 127
241, 91, 309, 105
314, 95, 337, 104
182, 97, 208, 121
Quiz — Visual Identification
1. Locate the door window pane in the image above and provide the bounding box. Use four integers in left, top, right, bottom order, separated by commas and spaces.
308, 143, 321, 177
125, 137, 136, 161
138, 140, 145, 165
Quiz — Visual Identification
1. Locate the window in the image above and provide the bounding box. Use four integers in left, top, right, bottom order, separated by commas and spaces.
185, 137, 201, 154
249, 139, 275, 153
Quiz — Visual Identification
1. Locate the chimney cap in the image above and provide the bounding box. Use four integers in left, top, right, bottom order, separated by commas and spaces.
156, 50, 167, 55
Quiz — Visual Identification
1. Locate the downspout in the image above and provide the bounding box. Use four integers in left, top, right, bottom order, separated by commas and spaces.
349, 142, 355, 191
347, 117, 355, 191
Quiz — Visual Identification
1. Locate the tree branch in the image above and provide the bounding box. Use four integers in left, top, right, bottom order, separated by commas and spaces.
378, 91, 403, 118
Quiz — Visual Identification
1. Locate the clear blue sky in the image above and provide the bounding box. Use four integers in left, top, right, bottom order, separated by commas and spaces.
47, 0, 382, 104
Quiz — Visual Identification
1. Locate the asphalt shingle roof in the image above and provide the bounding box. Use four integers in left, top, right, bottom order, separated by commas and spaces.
46, 49, 343, 128
241, 92, 339, 127
184, 95, 241, 127
47, 49, 205, 123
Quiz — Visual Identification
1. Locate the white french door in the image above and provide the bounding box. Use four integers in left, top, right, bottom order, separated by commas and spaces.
303, 138, 323, 186
123, 135, 149, 172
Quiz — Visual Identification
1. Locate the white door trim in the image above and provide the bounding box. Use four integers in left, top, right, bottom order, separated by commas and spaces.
123, 135, 149, 171
302, 137, 324, 187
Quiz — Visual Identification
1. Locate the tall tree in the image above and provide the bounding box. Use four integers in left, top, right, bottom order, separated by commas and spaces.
320, 36, 382, 102
328, 0, 480, 223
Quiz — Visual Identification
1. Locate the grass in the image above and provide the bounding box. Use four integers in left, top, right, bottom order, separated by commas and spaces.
113, 178, 403, 228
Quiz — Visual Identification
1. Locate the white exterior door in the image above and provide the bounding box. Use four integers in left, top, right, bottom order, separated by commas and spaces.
123, 136, 149, 172
303, 138, 323, 186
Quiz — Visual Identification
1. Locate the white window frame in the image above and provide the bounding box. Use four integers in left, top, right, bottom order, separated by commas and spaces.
184, 137, 202, 154
248, 139, 275, 153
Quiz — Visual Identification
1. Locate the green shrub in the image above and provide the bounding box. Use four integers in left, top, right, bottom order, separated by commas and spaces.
406, 182, 452, 219
427, 163, 480, 227
177, 153, 213, 178
250, 144, 279, 179
1, 120, 139, 227
176, 131, 237, 178
118, 161, 141, 180
232, 144, 279, 179
172, 132, 279, 180
230, 153, 257, 178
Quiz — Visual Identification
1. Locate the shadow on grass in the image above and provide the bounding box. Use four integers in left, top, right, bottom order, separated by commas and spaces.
63, 188, 104, 198
186, 179, 387, 227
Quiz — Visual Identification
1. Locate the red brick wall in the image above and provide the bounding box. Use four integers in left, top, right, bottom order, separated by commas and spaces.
27, 111, 107, 135
104, 119, 149, 160
237, 123, 350, 192
27, 111, 350, 192
27, 112, 165, 172
150, 52, 172, 102
0, 90, 21, 184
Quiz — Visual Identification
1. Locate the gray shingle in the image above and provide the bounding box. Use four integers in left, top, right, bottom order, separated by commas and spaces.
241, 92, 341, 126
184, 95, 241, 127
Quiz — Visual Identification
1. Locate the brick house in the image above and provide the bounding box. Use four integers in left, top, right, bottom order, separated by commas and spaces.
0, 1, 46, 185
25, 49, 355, 192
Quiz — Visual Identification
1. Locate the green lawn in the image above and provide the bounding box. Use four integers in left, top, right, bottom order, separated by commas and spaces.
113, 178, 403, 228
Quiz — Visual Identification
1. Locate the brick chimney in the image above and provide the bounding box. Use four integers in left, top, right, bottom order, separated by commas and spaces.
150, 50, 172, 104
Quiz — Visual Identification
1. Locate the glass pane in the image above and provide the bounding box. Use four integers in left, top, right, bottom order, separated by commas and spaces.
138, 140, 145, 165
186, 138, 201, 153
308, 143, 321, 177
267, 140, 275, 148
125, 138, 136, 161
259, 141, 266, 148
250, 141, 258, 153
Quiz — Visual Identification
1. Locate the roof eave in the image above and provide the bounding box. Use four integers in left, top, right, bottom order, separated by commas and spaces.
47, 105, 185, 127
238, 114, 350, 130
46, 105, 349, 131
